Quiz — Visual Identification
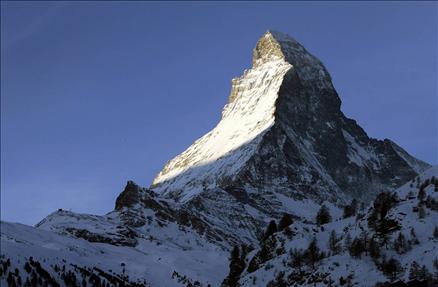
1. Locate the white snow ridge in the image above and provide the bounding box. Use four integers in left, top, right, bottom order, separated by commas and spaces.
1, 31, 436, 287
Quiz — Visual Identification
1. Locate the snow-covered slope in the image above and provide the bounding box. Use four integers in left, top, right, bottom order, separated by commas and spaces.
235, 166, 438, 287
152, 57, 292, 202
1, 205, 228, 286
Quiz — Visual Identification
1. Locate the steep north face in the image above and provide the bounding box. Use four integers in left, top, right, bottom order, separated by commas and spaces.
152, 30, 429, 208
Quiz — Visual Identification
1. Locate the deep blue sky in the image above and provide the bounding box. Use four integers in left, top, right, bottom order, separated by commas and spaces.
1, 2, 437, 225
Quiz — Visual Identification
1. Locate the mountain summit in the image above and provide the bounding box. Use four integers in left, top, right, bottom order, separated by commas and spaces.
152, 31, 429, 209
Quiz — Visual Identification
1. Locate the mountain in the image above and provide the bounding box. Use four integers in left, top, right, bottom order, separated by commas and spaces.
153, 31, 428, 203
234, 166, 438, 287
150, 30, 429, 244
1, 31, 434, 287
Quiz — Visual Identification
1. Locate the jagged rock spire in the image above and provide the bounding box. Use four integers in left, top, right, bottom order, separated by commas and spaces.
252, 31, 288, 67
152, 31, 429, 207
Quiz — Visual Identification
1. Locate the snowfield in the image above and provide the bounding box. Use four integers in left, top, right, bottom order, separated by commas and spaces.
1, 217, 228, 286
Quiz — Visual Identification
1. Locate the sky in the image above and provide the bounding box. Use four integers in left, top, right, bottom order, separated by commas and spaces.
1, 2, 437, 225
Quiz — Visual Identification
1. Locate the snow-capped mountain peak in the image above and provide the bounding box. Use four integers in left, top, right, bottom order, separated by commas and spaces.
151, 31, 429, 207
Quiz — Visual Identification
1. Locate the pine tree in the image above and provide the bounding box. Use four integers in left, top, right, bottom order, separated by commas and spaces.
433, 258, 438, 282
222, 246, 245, 287
344, 233, 352, 251
368, 192, 399, 232
382, 258, 403, 282
305, 237, 321, 270
393, 232, 409, 254
247, 237, 276, 273
24, 262, 31, 273
278, 213, 293, 231
359, 230, 369, 255
263, 220, 278, 241
418, 206, 426, 219
343, 199, 358, 218
433, 226, 438, 239
289, 249, 304, 272
346, 273, 354, 287
418, 187, 426, 201
349, 237, 365, 258
409, 261, 421, 280
328, 230, 341, 255
316, 205, 331, 225
368, 236, 380, 262
418, 265, 429, 281
7, 272, 15, 287
410, 227, 420, 245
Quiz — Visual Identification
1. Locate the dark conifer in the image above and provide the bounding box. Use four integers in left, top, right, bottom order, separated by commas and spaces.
289, 249, 304, 271
278, 214, 293, 231
343, 199, 358, 218
316, 205, 331, 225
305, 237, 321, 270
222, 245, 246, 287
418, 187, 426, 201
368, 236, 380, 262
349, 237, 365, 258
382, 258, 403, 282
263, 220, 278, 240
328, 230, 341, 255
393, 232, 409, 254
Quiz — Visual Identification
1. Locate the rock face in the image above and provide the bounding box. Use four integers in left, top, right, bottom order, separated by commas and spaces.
1, 31, 434, 287
148, 31, 429, 243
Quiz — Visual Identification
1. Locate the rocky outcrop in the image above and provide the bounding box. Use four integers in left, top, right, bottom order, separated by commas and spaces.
115, 180, 149, 210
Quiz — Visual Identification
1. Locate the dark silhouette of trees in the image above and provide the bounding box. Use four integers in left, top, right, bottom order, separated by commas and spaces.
263, 220, 278, 241
393, 232, 410, 254
368, 192, 400, 234
328, 230, 341, 255
410, 227, 420, 245
409, 261, 421, 281
418, 186, 426, 202
288, 249, 304, 272
434, 226, 438, 239
278, 214, 293, 231
344, 233, 352, 252
368, 236, 380, 262
343, 199, 358, 218
304, 237, 323, 270
316, 205, 331, 226
382, 258, 403, 282
418, 205, 426, 219
349, 237, 365, 258
222, 246, 246, 287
